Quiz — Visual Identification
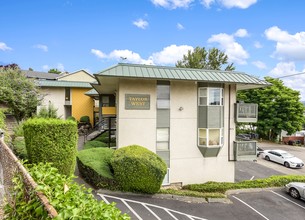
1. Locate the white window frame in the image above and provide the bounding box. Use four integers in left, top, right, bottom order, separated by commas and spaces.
198, 128, 224, 147
198, 87, 223, 106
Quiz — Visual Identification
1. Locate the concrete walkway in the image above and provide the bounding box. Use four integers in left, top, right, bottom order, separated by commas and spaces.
73, 135, 94, 190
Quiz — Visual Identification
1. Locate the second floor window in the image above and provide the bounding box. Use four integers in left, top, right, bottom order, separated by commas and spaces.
198, 87, 223, 106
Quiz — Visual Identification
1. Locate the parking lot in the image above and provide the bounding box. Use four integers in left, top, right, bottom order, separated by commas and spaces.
97, 187, 305, 220
95, 142, 305, 220
235, 141, 305, 182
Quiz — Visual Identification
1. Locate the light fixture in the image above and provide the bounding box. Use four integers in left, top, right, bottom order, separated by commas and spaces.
179, 107, 184, 111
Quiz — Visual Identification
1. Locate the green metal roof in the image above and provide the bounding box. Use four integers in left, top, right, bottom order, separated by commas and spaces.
84, 88, 98, 96
38, 80, 92, 88
95, 63, 270, 89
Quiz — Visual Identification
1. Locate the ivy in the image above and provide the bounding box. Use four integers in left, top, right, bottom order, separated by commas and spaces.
4, 163, 130, 220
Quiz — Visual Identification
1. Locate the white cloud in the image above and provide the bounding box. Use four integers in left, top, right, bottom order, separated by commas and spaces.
91, 49, 107, 59
265, 26, 305, 61
200, 0, 215, 8
177, 23, 184, 30
201, 0, 257, 9
252, 60, 267, 69
151, 0, 194, 9
91, 44, 193, 66
254, 41, 262, 48
33, 44, 48, 52
91, 48, 152, 64
57, 63, 65, 72
269, 62, 305, 100
42, 65, 49, 71
42, 63, 65, 72
0, 42, 12, 51
207, 30, 249, 65
150, 44, 193, 65
234, 29, 248, 38
133, 19, 149, 29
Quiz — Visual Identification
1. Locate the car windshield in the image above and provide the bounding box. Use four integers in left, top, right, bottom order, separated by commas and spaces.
281, 152, 294, 158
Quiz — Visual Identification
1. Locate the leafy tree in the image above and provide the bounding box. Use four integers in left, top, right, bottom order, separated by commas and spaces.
176, 47, 235, 71
238, 77, 305, 140
0, 66, 41, 123
48, 68, 61, 74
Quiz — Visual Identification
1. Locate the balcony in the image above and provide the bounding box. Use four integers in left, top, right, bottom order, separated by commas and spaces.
234, 141, 257, 161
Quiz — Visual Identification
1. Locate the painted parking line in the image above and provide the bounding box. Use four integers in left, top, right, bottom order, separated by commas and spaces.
232, 196, 269, 220
270, 190, 305, 210
97, 193, 207, 220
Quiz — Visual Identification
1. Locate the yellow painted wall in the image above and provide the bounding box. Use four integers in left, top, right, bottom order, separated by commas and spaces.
71, 88, 94, 124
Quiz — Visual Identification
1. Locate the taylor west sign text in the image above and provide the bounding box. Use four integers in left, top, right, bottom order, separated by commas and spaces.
125, 94, 150, 110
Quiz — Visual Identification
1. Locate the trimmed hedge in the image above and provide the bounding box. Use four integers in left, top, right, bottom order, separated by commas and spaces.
110, 145, 167, 194
84, 140, 108, 149
23, 118, 78, 176
77, 148, 116, 189
80, 115, 90, 123
183, 175, 305, 193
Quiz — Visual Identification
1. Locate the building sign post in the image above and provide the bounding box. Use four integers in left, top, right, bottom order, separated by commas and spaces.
125, 94, 150, 110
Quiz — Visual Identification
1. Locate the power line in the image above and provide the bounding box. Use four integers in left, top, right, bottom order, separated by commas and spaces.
276, 71, 305, 79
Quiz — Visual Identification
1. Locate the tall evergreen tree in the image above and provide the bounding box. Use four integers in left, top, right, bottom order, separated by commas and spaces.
176, 47, 235, 71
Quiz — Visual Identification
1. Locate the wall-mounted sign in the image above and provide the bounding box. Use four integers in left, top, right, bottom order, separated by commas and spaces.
125, 94, 150, 110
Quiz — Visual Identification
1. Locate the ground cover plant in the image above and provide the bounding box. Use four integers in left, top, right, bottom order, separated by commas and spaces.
4, 162, 129, 219
77, 147, 116, 189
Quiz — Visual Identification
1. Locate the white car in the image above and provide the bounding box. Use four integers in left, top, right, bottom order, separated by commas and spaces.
285, 182, 305, 199
261, 149, 304, 168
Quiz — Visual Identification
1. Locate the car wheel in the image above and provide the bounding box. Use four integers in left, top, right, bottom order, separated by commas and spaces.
289, 188, 300, 199
265, 156, 270, 161
284, 162, 290, 168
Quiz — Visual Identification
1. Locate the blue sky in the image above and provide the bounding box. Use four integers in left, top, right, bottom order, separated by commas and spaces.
1, 0, 305, 99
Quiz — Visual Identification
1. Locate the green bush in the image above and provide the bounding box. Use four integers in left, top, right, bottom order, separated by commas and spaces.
94, 131, 116, 144
80, 115, 90, 123
13, 121, 24, 137
77, 148, 116, 189
110, 145, 167, 194
12, 137, 28, 160
23, 118, 78, 176
37, 102, 59, 119
4, 162, 129, 219
0, 109, 5, 129
66, 116, 76, 121
183, 175, 305, 193
84, 140, 108, 149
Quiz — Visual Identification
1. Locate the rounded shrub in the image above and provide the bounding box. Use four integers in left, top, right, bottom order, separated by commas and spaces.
66, 116, 76, 121
110, 145, 167, 194
77, 148, 116, 189
23, 118, 78, 176
84, 140, 108, 149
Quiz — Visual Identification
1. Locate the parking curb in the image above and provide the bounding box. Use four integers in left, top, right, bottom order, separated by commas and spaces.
226, 187, 283, 195
95, 189, 208, 203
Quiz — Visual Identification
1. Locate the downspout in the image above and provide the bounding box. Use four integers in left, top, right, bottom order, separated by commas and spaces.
98, 94, 103, 130
228, 84, 235, 161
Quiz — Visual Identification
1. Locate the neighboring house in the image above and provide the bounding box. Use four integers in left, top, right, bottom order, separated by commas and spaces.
23, 70, 60, 80
37, 70, 96, 125
92, 63, 269, 185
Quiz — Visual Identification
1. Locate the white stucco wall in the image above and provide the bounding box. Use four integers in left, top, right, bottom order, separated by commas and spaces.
117, 79, 236, 185
117, 79, 157, 152
38, 88, 66, 119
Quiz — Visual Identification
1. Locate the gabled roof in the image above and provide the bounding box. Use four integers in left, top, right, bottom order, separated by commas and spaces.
95, 63, 270, 90
37, 80, 92, 88
57, 69, 96, 82
23, 70, 59, 80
